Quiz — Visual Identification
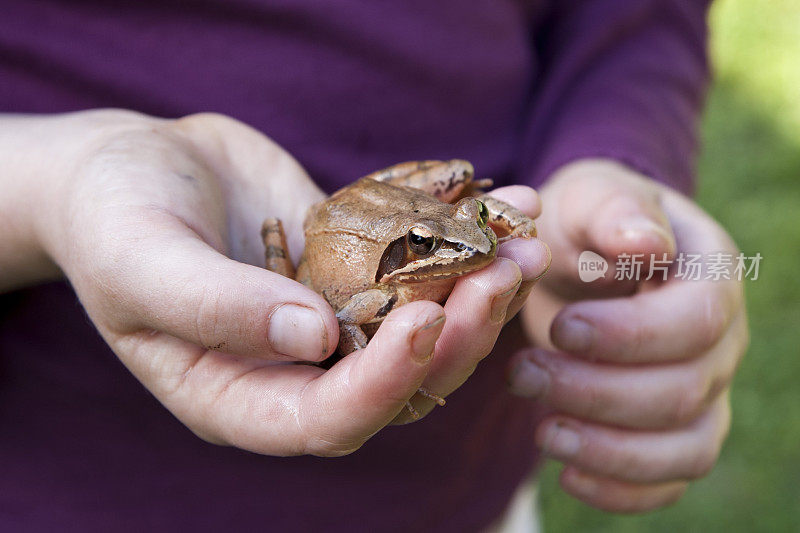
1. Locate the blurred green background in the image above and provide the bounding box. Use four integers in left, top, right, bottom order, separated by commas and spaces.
538, 0, 800, 531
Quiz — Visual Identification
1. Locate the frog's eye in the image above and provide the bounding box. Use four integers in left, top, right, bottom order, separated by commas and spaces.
407, 229, 439, 255
476, 200, 489, 228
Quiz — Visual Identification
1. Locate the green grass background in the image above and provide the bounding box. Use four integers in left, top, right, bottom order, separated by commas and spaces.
537, 0, 800, 531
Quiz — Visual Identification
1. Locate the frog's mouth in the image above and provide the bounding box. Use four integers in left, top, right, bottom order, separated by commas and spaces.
376, 233, 497, 284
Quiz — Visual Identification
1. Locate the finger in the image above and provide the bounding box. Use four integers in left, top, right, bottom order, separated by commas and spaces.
559, 467, 689, 514
551, 277, 743, 362
487, 185, 542, 220
498, 237, 551, 320
551, 190, 744, 362
298, 301, 444, 454
399, 258, 522, 420
541, 161, 676, 297
82, 208, 338, 362
536, 394, 730, 484
509, 312, 746, 428
488, 186, 550, 320
123, 302, 443, 457
555, 161, 676, 262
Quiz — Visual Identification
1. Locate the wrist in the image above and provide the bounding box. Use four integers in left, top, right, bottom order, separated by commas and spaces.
0, 109, 155, 292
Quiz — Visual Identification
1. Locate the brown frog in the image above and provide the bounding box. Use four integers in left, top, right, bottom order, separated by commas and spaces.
262, 160, 536, 418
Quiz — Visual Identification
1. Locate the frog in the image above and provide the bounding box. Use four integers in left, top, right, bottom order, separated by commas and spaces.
261, 159, 536, 419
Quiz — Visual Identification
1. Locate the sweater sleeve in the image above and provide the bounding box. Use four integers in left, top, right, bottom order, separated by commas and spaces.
520, 0, 711, 194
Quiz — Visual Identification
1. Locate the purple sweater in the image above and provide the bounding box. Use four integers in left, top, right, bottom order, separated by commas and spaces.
0, 1, 708, 531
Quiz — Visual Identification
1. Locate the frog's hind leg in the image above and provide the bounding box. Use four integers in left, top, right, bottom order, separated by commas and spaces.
364, 160, 443, 183
476, 195, 537, 242
261, 218, 296, 279
367, 160, 492, 203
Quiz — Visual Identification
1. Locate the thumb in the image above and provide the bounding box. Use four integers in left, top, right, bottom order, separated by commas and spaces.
548, 160, 676, 289
72, 207, 339, 363
584, 181, 676, 263
298, 301, 445, 455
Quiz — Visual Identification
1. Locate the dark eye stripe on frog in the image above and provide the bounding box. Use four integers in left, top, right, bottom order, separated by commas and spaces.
376, 237, 406, 282
376, 234, 471, 282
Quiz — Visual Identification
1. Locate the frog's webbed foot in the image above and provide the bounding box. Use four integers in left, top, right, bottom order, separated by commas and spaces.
261, 218, 296, 279
476, 195, 537, 243
402, 388, 447, 421
367, 159, 492, 204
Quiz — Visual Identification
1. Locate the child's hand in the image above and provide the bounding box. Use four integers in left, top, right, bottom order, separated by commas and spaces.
509, 159, 748, 512
13, 110, 452, 455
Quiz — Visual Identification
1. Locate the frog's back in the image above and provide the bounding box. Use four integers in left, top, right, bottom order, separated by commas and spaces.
304, 178, 445, 240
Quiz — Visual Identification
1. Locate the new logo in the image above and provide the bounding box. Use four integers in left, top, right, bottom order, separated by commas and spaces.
578, 251, 608, 282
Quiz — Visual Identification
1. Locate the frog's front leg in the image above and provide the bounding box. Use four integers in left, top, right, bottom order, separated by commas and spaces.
334, 288, 445, 420
477, 195, 537, 242
367, 159, 492, 203
334, 288, 398, 354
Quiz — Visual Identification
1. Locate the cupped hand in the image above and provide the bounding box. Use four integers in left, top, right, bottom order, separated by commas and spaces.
508, 159, 748, 512
30, 110, 439, 456
33, 110, 551, 454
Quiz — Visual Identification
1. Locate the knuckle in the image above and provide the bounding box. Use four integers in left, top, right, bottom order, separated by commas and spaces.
582, 383, 611, 422
476, 337, 498, 362
704, 371, 729, 406
621, 318, 651, 362
194, 282, 227, 349
668, 372, 709, 426
603, 447, 644, 480
458, 329, 499, 364
700, 292, 727, 349
194, 281, 270, 353
688, 449, 718, 479
295, 383, 367, 457
177, 111, 235, 129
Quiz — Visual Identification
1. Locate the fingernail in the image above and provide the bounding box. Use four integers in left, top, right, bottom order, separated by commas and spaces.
268, 305, 326, 359
509, 356, 550, 399
617, 216, 674, 247
411, 315, 445, 363
490, 282, 520, 323
552, 317, 594, 353
543, 422, 582, 458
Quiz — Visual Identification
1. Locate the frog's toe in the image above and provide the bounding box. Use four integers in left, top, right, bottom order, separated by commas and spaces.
416, 387, 447, 406
404, 401, 421, 420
